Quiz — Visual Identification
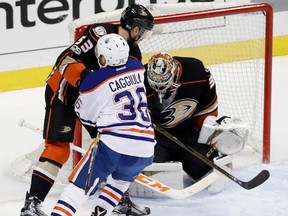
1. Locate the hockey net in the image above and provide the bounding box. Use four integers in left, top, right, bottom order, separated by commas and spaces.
10, 2, 272, 191
70, 2, 272, 165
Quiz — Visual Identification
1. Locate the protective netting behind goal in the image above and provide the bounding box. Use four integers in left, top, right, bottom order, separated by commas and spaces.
144, 3, 272, 165
70, 2, 272, 163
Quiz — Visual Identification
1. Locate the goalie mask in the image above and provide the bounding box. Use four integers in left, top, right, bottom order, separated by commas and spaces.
147, 53, 180, 103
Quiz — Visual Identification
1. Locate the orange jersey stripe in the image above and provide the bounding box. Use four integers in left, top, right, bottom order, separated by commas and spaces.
121, 128, 154, 136
202, 94, 218, 110
102, 188, 121, 202
68, 141, 94, 181
102, 128, 154, 136
194, 110, 218, 130
53, 206, 73, 216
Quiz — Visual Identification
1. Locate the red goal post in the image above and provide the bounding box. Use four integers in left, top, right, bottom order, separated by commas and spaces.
71, 2, 273, 165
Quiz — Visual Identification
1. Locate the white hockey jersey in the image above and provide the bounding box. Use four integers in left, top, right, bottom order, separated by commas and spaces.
75, 58, 155, 157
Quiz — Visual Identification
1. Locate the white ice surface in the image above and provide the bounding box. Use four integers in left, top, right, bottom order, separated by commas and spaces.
0, 56, 288, 215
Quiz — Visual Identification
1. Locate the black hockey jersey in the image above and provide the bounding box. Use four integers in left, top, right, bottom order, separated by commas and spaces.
46, 23, 141, 106
68, 23, 142, 70
145, 56, 218, 134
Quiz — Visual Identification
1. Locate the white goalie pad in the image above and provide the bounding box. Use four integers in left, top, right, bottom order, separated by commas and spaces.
129, 162, 184, 198
198, 116, 249, 155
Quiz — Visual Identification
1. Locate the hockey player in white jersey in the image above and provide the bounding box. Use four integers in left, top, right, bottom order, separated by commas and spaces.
51, 34, 155, 216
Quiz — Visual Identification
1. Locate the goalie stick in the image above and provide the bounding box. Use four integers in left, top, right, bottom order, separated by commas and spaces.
18, 119, 220, 199
154, 126, 270, 190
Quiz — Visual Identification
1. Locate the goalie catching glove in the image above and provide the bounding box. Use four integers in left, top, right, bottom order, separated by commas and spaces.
198, 116, 249, 155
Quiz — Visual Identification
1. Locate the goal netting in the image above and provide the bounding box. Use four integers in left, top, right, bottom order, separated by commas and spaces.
10, 2, 272, 190
70, 2, 272, 165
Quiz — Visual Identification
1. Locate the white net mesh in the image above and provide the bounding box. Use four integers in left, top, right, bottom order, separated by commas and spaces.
140, 4, 269, 163
69, 3, 271, 161
10, 142, 73, 186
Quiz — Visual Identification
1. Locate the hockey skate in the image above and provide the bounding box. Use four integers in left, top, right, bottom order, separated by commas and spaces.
113, 191, 151, 216
20, 192, 48, 216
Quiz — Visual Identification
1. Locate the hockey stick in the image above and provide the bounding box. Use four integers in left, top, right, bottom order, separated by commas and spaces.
19, 119, 100, 194
85, 132, 100, 195
135, 172, 218, 199
18, 119, 86, 155
18, 119, 220, 199
80, 137, 219, 199
154, 126, 270, 190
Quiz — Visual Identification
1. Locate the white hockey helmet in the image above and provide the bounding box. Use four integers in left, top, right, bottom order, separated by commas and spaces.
95, 33, 129, 67
147, 52, 180, 102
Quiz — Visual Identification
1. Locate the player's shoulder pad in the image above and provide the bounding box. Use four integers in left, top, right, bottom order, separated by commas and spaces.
129, 46, 142, 61
80, 58, 144, 93
126, 57, 144, 70
174, 56, 205, 69
174, 56, 207, 81
89, 23, 118, 38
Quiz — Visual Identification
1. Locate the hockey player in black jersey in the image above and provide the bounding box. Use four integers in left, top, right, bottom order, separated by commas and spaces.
20, 4, 154, 216
145, 53, 248, 189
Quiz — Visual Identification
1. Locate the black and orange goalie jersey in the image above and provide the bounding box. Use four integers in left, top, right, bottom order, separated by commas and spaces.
145, 56, 218, 134
46, 23, 142, 106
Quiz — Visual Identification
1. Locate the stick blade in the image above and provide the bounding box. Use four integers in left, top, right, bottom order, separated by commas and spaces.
242, 170, 270, 190
18, 119, 25, 127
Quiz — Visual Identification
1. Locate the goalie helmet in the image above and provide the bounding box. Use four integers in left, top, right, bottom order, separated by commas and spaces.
95, 33, 129, 68
147, 53, 180, 103
121, 3, 154, 37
